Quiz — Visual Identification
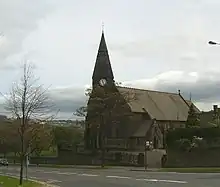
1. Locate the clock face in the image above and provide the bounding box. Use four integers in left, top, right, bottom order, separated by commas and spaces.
99, 79, 107, 86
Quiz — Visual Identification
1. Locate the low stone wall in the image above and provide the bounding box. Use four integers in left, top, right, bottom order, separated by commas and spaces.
104, 149, 166, 167
30, 155, 96, 165
165, 148, 220, 168
147, 149, 166, 168
5, 155, 95, 166
5, 149, 166, 168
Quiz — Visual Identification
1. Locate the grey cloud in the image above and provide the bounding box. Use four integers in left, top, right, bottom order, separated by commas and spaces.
4, 85, 85, 117
2, 71, 220, 118
48, 86, 87, 114
179, 52, 199, 62
145, 71, 220, 103
41, 71, 220, 115
50, 72, 220, 116
0, 86, 88, 119
53, 99, 84, 113
110, 35, 198, 58
155, 79, 220, 102
0, 0, 55, 67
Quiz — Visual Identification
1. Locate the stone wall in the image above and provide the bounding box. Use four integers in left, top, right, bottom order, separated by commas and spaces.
6, 154, 97, 166
147, 149, 166, 168
165, 148, 220, 167
5, 149, 166, 168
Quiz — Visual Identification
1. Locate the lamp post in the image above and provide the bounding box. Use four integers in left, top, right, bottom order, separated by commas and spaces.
144, 140, 152, 171
208, 41, 220, 45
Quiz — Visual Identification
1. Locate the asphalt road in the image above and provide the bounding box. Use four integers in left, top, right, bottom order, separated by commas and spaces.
0, 166, 220, 187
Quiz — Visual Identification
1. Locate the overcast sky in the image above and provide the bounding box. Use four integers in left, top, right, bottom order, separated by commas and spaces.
1, 0, 220, 119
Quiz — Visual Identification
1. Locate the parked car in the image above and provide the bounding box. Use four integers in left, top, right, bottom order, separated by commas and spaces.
0, 159, 8, 166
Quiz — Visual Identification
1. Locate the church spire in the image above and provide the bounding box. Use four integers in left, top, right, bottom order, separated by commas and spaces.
92, 31, 114, 86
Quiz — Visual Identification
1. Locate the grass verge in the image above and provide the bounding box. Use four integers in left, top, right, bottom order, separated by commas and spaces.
159, 167, 220, 173
0, 175, 42, 187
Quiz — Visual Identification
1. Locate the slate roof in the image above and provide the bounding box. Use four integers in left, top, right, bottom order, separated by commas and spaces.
116, 86, 200, 121
185, 100, 200, 113
92, 32, 114, 84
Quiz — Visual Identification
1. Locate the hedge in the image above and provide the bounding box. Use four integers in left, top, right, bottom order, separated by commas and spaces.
166, 127, 220, 146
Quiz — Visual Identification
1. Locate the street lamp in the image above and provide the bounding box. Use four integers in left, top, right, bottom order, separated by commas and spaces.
144, 140, 153, 170
208, 41, 220, 45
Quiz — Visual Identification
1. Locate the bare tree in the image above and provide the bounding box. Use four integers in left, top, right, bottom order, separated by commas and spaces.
4, 62, 53, 185
75, 106, 87, 118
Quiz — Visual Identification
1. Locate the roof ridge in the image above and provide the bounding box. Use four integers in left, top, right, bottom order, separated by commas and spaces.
116, 86, 179, 95
179, 92, 190, 108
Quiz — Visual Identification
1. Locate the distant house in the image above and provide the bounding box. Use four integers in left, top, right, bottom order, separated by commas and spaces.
84, 31, 200, 167
200, 105, 220, 127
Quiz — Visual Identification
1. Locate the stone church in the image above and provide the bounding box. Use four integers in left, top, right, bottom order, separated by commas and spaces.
84, 31, 200, 167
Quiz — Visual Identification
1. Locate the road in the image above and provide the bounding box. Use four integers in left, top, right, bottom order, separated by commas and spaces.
0, 166, 219, 187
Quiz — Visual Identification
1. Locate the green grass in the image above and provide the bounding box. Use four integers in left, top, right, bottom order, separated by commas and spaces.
0, 175, 42, 187
159, 167, 220, 173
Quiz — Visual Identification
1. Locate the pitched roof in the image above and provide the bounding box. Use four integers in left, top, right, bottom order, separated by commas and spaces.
116, 86, 200, 121
185, 100, 200, 113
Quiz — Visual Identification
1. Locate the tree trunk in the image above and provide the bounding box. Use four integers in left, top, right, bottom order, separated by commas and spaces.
19, 154, 24, 185
19, 135, 24, 185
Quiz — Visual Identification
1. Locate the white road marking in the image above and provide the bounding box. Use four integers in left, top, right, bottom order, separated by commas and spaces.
35, 169, 45, 172
79, 173, 99, 177
30, 176, 37, 179
47, 179, 62, 183
136, 178, 187, 184
43, 171, 77, 175
56, 172, 75, 175
43, 171, 58, 174
158, 179, 187, 184
106, 175, 131, 179
2, 169, 189, 184
136, 179, 158, 182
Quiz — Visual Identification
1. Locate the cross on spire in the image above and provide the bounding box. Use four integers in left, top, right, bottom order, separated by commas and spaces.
102, 22, 104, 33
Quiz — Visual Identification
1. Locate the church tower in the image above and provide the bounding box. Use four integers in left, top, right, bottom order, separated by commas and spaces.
85, 31, 116, 149
92, 31, 115, 87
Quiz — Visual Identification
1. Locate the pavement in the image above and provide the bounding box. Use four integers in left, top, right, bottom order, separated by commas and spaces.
0, 165, 219, 187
